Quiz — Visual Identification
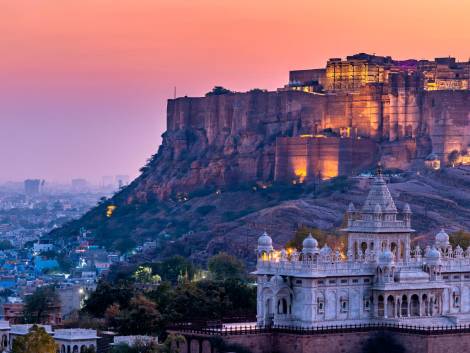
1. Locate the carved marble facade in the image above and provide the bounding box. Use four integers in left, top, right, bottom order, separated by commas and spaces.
255, 172, 470, 327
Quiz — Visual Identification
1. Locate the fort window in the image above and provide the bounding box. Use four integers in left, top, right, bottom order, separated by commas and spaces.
329, 280, 336, 284
453, 275, 460, 279
341, 279, 348, 284
443, 275, 449, 279
352, 279, 359, 283
340, 297, 349, 313
296, 280, 302, 284
387, 296, 395, 318
317, 298, 324, 314
364, 278, 370, 283
377, 295, 384, 317
401, 295, 408, 316
363, 296, 370, 311
410, 294, 420, 316
453, 292, 460, 308
278, 298, 288, 314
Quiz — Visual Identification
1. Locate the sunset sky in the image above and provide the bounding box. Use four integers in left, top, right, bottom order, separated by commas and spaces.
1, 0, 469, 183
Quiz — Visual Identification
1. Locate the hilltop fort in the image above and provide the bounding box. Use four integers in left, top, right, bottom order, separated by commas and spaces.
153, 53, 470, 198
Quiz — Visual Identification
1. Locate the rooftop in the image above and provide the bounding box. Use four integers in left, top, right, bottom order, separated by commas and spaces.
54, 329, 99, 340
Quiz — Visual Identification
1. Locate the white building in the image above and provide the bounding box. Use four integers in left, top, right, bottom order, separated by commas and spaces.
54, 329, 99, 353
256, 171, 470, 327
4, 325, 98, 353
113, 335, 158, 346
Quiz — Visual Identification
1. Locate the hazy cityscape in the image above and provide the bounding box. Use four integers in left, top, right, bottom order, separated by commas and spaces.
3, 1, 470, 353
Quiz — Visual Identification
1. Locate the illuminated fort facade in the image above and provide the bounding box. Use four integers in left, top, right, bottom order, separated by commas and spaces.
162, 53, 470, 196
256, 171, 470, 327
277, 53, 470, 182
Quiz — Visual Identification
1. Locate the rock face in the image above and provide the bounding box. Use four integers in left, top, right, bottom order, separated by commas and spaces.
137, 85, 470, 199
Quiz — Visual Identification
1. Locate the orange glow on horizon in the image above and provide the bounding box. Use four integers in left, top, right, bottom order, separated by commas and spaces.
2, 0, 470, 181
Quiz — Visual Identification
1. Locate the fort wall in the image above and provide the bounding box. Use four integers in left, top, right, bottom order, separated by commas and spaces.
274, 136, 378, 181
177, 330, 470, 353
154, 56, 470, 197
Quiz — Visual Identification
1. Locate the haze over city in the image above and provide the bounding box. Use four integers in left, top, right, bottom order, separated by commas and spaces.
1, 0, 470, 183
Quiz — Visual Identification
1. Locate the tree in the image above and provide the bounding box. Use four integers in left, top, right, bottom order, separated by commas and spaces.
23, 286, 59, 324
106, 295, 162, 335
205, 86, 233, 96
133, 266, 161, 284
208, 253, 246, 281
158, 335, 186, 353
448, 149, 460, 167
81, 347, 96, 353
0, 240, 12, 250
152, 256, 195, 284
450, 230, 470, 249
11, 325, 57, 353
83, 280, 134, 317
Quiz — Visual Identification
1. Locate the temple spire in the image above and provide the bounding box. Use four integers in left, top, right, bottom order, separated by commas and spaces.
362, 167, 397, 214
376, 162, 383, 177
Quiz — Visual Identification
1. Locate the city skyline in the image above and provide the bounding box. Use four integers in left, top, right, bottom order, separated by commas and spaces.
1, 0, 470, 182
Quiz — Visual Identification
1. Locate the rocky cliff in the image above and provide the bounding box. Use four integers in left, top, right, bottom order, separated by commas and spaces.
50, 87, 470, 264
131, 87, 470, 200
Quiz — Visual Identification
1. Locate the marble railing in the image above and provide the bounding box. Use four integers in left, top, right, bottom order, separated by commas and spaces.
348, 219, 410, 230
256, 257, 470, 276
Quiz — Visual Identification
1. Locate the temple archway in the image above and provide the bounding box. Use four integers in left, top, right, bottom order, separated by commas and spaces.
411, 294, 420, 316
387, 295, 395, 318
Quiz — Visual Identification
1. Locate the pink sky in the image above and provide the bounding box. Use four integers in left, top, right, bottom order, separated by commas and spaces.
1, 0, 469, 183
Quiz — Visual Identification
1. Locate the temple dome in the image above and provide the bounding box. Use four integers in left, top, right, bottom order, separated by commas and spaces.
303, 233, 318, 249
257, 231, 274, 254
427, 248, 440, 258
258, 231, 273, 247
435, 229, 449, 247
425, 246, 441, 265
319, 244, 332, 256
403, 203, 411, 214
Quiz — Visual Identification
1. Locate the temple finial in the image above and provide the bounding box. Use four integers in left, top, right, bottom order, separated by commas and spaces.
376, 162, 383, 177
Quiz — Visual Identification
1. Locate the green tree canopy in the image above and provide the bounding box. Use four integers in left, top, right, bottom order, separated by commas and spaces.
208, 252, 246, 281
105, 295, 162, 335
110, 335, 184, 353
133, 266, 161, 284
0, 240, 13, 250
23, 286, 59, 324
448, 149, 460, 166
83, 280, 134, 317
450, 230, 470, 249
205, 86, 233, 96
12, 325, 57, 353
151, 256, 195, 284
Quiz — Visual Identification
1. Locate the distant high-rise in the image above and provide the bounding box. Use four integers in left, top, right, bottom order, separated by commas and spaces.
24, 179, 42, 195
115, 175, 130, 189
71, 179, 88, 192
102, 176, 114, 188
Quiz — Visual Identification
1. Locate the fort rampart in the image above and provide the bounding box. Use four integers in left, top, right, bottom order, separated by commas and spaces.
171, 324, 470, 353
